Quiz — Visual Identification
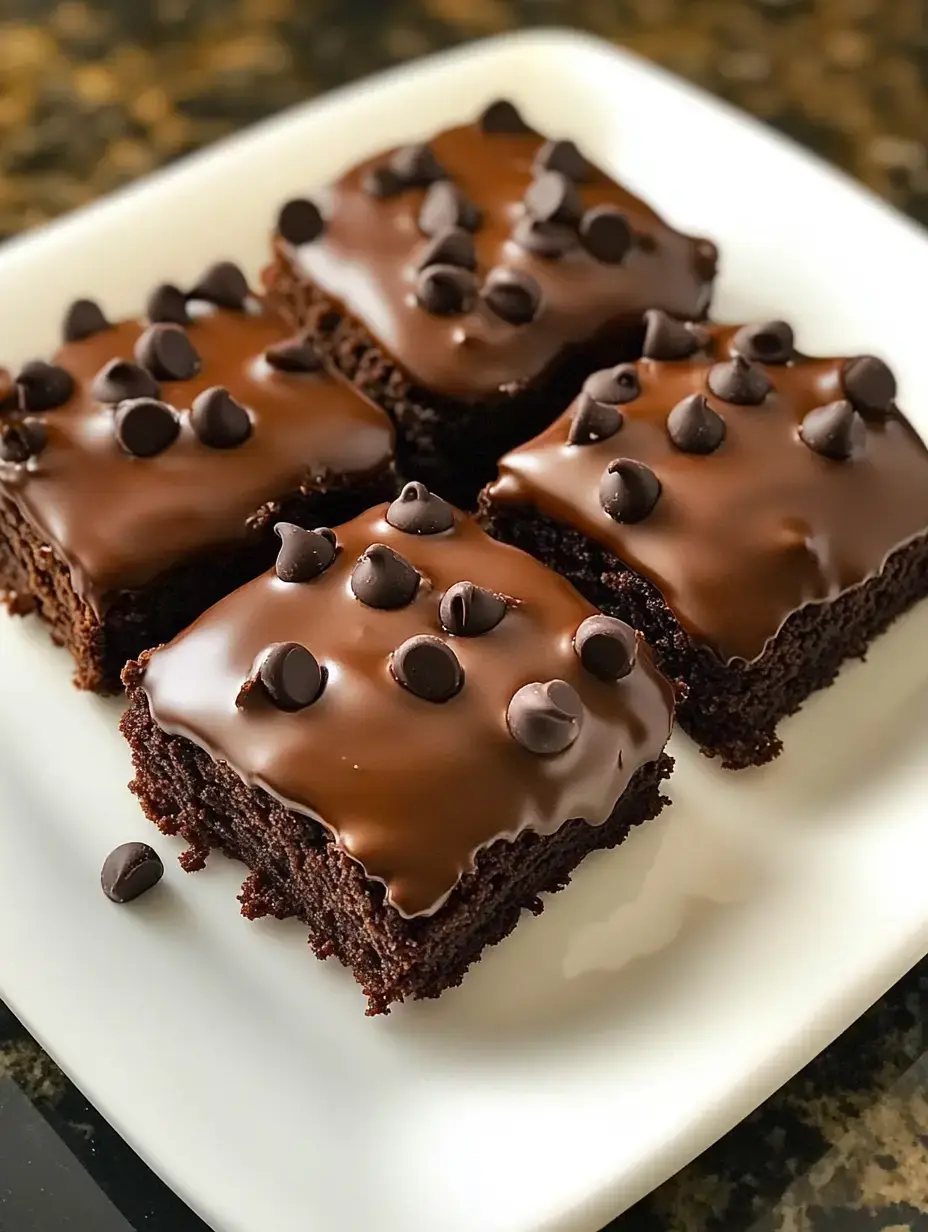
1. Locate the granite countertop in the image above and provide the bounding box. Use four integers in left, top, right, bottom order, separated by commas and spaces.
1, 2, 927, 1230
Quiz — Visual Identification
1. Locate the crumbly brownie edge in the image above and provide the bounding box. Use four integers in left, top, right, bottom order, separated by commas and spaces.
479, 497, 928, 769
120, 673, 672, 1014
0, 466, 398, 693
264, 254, 652, 510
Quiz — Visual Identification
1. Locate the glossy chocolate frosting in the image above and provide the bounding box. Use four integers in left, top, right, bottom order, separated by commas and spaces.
275, 114, 714, 401
0, 296, 394, 613
488, 324, 928, 662
138, 507, 674, 918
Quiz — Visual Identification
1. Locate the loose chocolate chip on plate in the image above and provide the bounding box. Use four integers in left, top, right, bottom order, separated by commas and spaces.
533, 139, 590, 182
567, 394, 623, 446
114, 398, 179, 457
579, 206, 632, 264
666, 393, 726, 454
523, 171, 581, 226
508, 680, 583, 754
0, 417, 46, 463
188, 261, 249, 310
91, 359, 160, 404
418, 182, 482, 236
135, 324, 201, 381
101, 842, 164, 904
510, 216, 576, 259
583, 364, 640, 406
274, 523, 337, 582
389, 142, 445, 186
146, 282, 190, 326
574, 614, 638, 681
15, 361, 75, 412
63, 298, 110, 343
477, 99, 532, 134
386, 481, 455, 534
599, 458, 661, 523
351, 543, 419, 609
842, 355, 896, 414
439, 581, 506, 637
482, 268, 542, 326
707, 355, 772, 405
732, 320, 794, 365
257, 642, 325, 710
642, 310, 703, 361
391, 635, 463, 702
265, 336, 325, 372
277, 197, 325, 245
362, 166, 404, 199
415, 227, 477, 272
799, 399, 865, 461
415, 264, 477, 316
191, 386, 252, 449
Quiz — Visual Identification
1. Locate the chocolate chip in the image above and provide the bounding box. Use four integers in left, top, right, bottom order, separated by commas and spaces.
265, 336, 324, 372
478, 99, 532, 134
666, 393, 726, 454
523, 171, 581, 226
694, 238, 719, 281
583, 364, 640, 405
146, 282, 190, 326
257, 642, 324, 710
439, 581, 506, 637
642, 310, 703, 361
533, 139, 590, 182
276, 197, 325, 244
188, 261, 249, 310
0, 417, 46, 463
574, 615, 638, 681
510, 216, 576, 259
415, 264, 477, 316
91, 359, 160, 404
707, 355, 772, 405
799, 399, 865, 461
418, 182, 482, 236
190, 386, 252, 449
101, 842, 164, 904
578, 206, 632, 264
386, 481, 455, 534
389, 142, 445, 186
63, 298, 109, 342
362, 166, 404, 199
599, 458, 661, 523
114, 398, 179, 457
482, 268, 542, 326
842, 355, 896, 414
567, 395, 623, 446
415, 227, 477, 272
507, 680, 583, 754
732, 320, 794, 365
391, 635, 463, 702
274, 523, 337, 582
350, 543, 419, 609
15, 361, 74, 412
135, 324, 201, 381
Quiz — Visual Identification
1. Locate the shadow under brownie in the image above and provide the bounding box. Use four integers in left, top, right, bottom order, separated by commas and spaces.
263, 98, 716, 508
121, 489, 675, 1013
481, 317, 928, 768
0, 265, 397, 692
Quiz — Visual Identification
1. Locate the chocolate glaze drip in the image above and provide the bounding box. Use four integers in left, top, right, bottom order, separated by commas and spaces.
275, 120, 714, 401
138, 509, 674, 918
488, 324, 928, 663
0, 302, 394, 614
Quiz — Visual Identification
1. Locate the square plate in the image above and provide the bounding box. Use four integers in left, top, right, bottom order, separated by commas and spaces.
1, 29, 928, 1232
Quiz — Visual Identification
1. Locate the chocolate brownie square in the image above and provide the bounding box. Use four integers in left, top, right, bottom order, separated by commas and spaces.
121, 487, 674, 1014
481, 315, 928, 768
0, 264, 397, 692
263, 98, 717, 507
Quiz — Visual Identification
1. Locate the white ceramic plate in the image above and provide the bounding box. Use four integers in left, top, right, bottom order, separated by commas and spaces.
1, 29, 927, 1232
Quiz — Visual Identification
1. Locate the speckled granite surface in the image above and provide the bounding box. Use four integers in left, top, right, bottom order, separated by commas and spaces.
0, 2, 927, 1230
